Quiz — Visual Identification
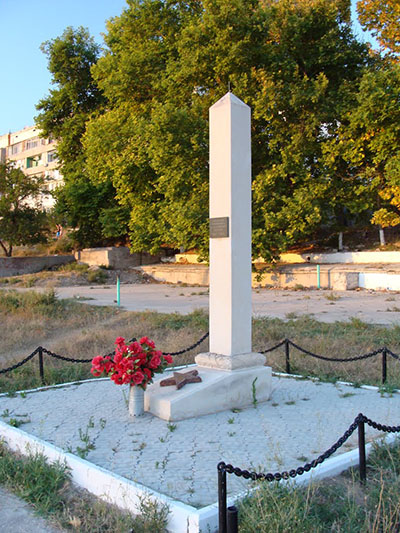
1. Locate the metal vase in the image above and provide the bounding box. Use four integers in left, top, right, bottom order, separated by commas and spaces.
128, 385, 145, 417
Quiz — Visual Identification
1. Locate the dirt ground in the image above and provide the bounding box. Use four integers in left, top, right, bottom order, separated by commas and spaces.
0, 266, 156, 288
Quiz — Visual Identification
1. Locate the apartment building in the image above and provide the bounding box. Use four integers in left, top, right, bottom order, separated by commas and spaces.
0, 125, 63, 209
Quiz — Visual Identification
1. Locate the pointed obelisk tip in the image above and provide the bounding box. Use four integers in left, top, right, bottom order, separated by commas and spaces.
210, 92, 249, 110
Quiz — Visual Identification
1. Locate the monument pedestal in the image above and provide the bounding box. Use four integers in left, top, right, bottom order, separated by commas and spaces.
145, 357, 271, 421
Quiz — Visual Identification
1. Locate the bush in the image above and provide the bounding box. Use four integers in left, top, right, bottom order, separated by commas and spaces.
87, 269, 108, 284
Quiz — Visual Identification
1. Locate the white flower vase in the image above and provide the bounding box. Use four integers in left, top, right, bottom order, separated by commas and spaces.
129, 385, 145, 417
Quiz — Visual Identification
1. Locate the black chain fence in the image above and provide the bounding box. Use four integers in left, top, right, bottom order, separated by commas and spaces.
261, 338, 399, 384
0, 332, 209, 386
218, 412, 400, 533
1, 333, 399, 387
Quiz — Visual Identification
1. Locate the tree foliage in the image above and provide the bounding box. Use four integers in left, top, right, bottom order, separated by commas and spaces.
83, 0, 368, 260
35, 27, 128, 248
328, 60, 400, 229
357, 0, 400, 57
0, 163, 49, 257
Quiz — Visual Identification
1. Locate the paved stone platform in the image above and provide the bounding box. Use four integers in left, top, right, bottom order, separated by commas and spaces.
0, 375, 399, 509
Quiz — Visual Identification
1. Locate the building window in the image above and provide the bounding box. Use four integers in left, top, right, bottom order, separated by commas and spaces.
25, 138, 39, 150
47, 150, 57, 163
26, 155, 41, 168
10, 143, 20, 155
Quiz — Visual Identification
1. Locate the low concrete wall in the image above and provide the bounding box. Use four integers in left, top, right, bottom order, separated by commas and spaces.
0, 255, 74, 277
75, 247, 162, 268
177, 250, 400, 265
139, 264, 359, 290
140, 264, 210, 285
279, 251, 400, 264
252, 268, 358, 290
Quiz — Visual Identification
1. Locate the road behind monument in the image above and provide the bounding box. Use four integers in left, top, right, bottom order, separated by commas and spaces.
45, 284, 400, 326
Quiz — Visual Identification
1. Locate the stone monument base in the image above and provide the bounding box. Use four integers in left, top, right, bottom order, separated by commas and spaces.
144, 362, 272, 421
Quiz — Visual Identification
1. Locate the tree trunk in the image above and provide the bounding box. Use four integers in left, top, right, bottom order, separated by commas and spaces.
0, 240, 10, 257
338, 232, 343, 251
379, 226, 386, 246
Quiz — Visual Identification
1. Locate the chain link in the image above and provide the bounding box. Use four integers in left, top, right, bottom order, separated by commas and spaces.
288, 340, 383, 362
363, 414, 400, 433
40, 347, 92, 364
385, 348, 400, 361
0, 348, 40, 374
163, 332, 209, 356
260, 339, 287, 353
219, 413, 365, 481
41, 337, 137, 364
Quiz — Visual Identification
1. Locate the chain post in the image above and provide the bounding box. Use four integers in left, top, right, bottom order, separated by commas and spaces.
38, 347, 45, 385
218, 464, 227, 533
285, 339, 291, 374
227, 505, 238, 533
382, 347, 387, 384
358, 417, 367, 484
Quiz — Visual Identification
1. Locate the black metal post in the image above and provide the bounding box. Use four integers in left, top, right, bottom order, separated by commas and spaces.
218, 464, 227, 533
285, 339, 291, 374
38, 347, 45, 385
358, 418, 366, 484
227, 506, 238, 533
382, 348, 387, 384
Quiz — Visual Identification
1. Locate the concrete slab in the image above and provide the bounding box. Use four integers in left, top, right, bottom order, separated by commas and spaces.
145, 365, 272, 421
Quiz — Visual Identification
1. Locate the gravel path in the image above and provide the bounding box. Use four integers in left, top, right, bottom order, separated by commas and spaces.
0, 375, 398, 509
0, 486, 64, 533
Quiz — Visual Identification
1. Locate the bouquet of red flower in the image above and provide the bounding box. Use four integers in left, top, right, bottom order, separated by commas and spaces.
91, 336, 173, 390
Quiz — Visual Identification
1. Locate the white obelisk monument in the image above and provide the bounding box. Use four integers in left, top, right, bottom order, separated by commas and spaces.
146, 93, 271, 421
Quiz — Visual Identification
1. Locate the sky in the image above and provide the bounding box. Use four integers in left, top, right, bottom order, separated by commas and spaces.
0, 0, 379, 136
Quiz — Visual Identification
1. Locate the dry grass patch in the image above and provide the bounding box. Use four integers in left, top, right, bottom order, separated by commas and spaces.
253, 315, 400, 387
0, 441, 169, 532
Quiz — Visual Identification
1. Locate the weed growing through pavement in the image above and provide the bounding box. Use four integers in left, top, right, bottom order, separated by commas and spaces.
339, 392, 356, 398
228, 417, 235, 424
378, 383, 397, 397
75, 417, 96, 459
167, 423, 177, 432
324, 292, 340, 301
8, 417, 30, 427
252, 377, 258, 408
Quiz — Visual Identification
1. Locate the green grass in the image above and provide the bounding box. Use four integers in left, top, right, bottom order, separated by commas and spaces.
0, 442, 170, 532
253, 315, 400, 388
237, 438, 400, 532
1, 291, 400, 393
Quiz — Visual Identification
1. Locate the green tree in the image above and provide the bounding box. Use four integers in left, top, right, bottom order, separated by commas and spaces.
327, 60, 400, 233
35, 26, 128, 248
357, 0, 400, 57
0, 162, 49, 257
84, 0, 368, 260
